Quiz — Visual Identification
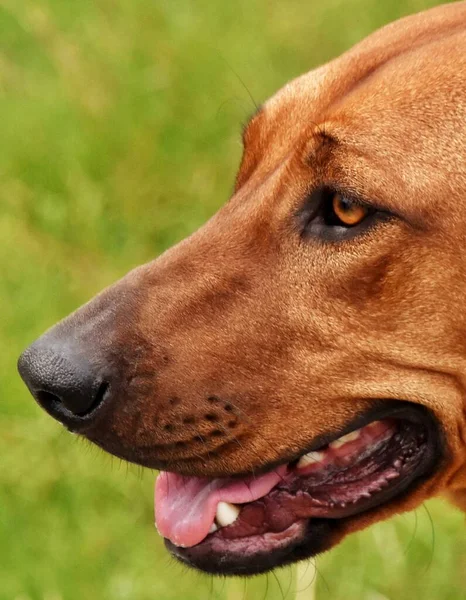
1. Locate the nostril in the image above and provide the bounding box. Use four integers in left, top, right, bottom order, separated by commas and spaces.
36, 390, 62, 410
34, 381, 109, 418
89, 381, 109, 414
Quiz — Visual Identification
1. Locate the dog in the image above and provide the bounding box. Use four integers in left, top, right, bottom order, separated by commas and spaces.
18, 1, 466, 577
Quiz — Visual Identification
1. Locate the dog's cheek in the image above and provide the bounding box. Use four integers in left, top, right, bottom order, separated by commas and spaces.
330, 252, 393, 310
319, 227, 411, 319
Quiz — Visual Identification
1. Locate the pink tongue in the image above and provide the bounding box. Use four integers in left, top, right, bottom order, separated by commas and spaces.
155, 465, 288, 548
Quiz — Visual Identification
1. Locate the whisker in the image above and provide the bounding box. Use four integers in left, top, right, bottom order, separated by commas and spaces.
272, 569, 285, 600
219, 55, 259, 111
283, 565, 293, 599
295, 559, 318, 597
422, 503, 436, 573
261, 573, 270, 600
403, 509, 418, 555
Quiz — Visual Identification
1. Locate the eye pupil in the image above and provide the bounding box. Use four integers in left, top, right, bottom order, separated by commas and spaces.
335, 196, 351, 212
331, 193, 368, 226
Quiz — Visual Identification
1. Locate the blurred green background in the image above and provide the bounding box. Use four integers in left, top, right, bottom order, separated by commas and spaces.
1, 0, 465, 598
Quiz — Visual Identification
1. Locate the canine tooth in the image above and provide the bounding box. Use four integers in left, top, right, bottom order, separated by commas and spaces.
209, 523, 218, 534
216, 502, 240, 528
296, 451, 326, 468
329, 429, 361, 449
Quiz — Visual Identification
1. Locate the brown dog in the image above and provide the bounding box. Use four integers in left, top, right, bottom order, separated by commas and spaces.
18, 1, 466, 576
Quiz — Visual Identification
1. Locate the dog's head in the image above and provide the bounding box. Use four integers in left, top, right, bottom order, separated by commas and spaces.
18, 3, 466, 575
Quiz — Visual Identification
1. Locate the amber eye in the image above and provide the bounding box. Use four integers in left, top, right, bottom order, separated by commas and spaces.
300, 187, 387, 242
331, 193, 369, 226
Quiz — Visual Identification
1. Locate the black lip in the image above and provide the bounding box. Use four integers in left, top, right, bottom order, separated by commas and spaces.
166, 519, 333, 576
166, 400, 445, 576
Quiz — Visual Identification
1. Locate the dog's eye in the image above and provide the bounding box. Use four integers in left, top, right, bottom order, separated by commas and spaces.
301, 188, 384, 242
326, 193, 369, 227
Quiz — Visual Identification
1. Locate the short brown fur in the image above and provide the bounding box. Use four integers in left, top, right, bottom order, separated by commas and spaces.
24, 1, 466, 558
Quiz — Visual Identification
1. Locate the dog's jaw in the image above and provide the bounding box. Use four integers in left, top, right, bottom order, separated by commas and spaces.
156, 404, 443, 575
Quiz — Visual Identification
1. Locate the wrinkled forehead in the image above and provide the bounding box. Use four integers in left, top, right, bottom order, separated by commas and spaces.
262, 29, 466, 150
326, 33, 466, 171
248, 29, 466, 221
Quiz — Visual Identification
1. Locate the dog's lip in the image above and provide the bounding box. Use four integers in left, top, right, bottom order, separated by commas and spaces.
259, 400, 439, 479
162, 401, 444, 575
156, 418, 398, 548
161, 400, 434, 481
166, 520, 309, 575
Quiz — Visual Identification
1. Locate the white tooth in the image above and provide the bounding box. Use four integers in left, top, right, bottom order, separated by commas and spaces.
329, 439, 345, 449
329, 429, 361, 449
215, 502, 240, 528
209, 523, 218, 534
344, 429, 362, 442
296, 451, 326, 469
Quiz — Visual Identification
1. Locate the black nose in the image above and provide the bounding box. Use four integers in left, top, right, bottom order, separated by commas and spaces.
18, 337, 109, 422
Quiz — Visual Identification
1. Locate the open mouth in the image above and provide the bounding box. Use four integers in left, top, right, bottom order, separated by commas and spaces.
155, 403, 442, 575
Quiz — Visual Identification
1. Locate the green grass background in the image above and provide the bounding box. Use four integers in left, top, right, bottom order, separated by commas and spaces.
1, 0, 465, 598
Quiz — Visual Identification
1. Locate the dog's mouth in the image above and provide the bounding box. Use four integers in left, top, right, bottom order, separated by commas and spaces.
155, 403, 442, 575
